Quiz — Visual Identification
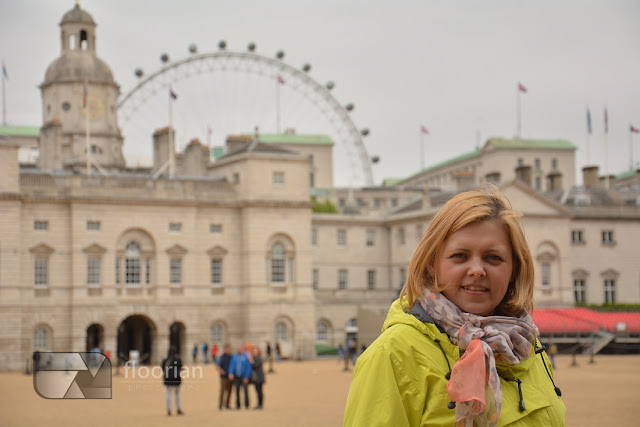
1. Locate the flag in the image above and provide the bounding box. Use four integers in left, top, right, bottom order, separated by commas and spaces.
277, 75, 285, 84
586, 108, 592, 134
518, 82, 527, 93
83, 81, 88, 108
169, 89, 178, 100
1, 62, 7, 80
604, 106, 608, 134
421, 125, 429, 135
631, 124, 640, 134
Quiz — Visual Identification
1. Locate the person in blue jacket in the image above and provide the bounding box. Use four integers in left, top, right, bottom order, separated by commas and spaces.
228, 344, 253, 409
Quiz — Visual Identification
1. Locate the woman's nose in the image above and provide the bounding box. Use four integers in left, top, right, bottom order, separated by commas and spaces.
466, 258, 486, 277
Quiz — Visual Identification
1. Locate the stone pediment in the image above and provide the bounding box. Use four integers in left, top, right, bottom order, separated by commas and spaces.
82, 243, 107, 254
500, 180, 571, 217
206, 245, 228, 257
166, 244, 188, 256
29, 243, 54, 255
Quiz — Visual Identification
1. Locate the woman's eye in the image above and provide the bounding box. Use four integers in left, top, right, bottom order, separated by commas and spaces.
487, 255, 503, 262
451, 253, 466, 259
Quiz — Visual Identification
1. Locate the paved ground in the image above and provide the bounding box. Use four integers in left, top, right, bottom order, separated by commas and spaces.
1, 354, 638, 426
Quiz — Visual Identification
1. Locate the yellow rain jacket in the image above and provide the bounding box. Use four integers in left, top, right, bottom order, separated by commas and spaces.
344, 299, 566, 426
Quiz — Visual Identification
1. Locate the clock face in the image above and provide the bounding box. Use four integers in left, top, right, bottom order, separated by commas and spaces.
82, 95, 105, 121
62, 102, 71, 111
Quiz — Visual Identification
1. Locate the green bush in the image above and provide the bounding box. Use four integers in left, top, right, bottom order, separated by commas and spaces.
315, 344, 338, 356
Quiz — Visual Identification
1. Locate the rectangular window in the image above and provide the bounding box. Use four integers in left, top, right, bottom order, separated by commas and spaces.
125, 257, 140, 285
86, 221, 101, 231
273, 171, 285, 185
170, 258, 182, 285
535, 176, 542, 191
338, 269, 348, 290
398, 228, 406, 245
337, 229, 347, 247
571, 230, 584, 244
210, 224, 222, 234
356, 198, 364, 207
367, 270, 377, 290
604, 280, 616, 304
115, 257, 121, 285
517, 158, 524, 167
574, 279, 586, 304
271, 258, 285, 283
366, 230, 375, 247
338, 198, 345, 208
311, 229, 318, 246
541, 263, 551, 288
373, 198, 381, 209
312, 269, 319, 290
552, 158, 558, 169
210, 258, 222, 285
169, 222, 182, 233
145, 258, 151, 285
391, 198, 398, 208
534, 158, 541, 170
87, 256, 101, 286
34, 257, 48, 286
602, 230, 614, 244
34, 221, 49, 231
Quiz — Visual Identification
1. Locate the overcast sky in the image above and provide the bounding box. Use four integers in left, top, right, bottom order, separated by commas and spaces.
1, 0, 639, 186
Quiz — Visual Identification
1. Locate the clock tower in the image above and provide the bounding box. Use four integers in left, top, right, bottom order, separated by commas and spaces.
39, 2, 125, 171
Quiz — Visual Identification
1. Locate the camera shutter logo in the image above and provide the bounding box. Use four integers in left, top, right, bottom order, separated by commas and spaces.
33, 352, 112, 399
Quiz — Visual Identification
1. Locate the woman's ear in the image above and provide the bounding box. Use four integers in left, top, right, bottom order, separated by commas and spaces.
426, 262, 435, 277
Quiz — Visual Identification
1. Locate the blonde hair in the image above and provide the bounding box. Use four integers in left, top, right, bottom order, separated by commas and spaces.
400, 185, 534, 317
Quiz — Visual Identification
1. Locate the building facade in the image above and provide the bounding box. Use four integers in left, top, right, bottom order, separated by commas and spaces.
1, 4, 639, 371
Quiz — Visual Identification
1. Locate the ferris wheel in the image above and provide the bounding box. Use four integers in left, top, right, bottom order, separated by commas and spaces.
117, 42, 377, 186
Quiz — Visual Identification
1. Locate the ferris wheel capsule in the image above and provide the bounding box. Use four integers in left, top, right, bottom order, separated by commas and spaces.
346, 103, 354, 111
134, 68, 144, 78
326, 81, 335, 90
218, 40, 227, 50
160, 53, 170, 63
248, 42, 256, 52
188, 44, 197, 54
302, 63, 311, 72
276, 50, 285, 59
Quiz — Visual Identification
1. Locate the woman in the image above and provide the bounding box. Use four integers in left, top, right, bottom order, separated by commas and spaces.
162, 345, 184, 416
252, 346, 266, 409
344, 186, 566, 426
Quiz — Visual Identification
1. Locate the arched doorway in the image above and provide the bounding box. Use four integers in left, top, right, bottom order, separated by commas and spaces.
86, 324, 104, 352
117, 315, 155, 365
169, 322, 186, 356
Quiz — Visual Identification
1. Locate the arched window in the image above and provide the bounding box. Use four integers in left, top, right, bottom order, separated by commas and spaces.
125, 242, 141, 285
271, 243, 286, 283
34, 328, 49, 350
211, 323, 225, 345
275, 322, 288, 342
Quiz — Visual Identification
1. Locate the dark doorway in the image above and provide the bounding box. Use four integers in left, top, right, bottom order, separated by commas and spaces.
86, 324, 104, 352
117, 315, 154, 365
169, 322, 185, 356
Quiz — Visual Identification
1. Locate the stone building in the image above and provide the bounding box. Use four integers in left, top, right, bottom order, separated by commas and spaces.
1, 4, 639, 371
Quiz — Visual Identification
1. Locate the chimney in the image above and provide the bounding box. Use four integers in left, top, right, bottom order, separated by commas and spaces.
152, 126, 174, 176
546, 171, 563, 192
582, 166, 599, 189
422, 185, 431, 209
599, 175, 616, 190
515, 165, 532, 186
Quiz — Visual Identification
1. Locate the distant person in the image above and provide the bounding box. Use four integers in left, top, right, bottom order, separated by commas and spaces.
211, 343, 219, 362
229, 344, 252, 409
192, 344, 198, 364
275, 342, 282, 362
162, 345, 184, 416
266, 341, 275, 373
33, 351, 41, 372
216, 344, 233, 410
337, 344, 345, 365
548, 340, 559, 369
347, 339, 357, 366
202, 342, 209, 364
251, 346, 266, 409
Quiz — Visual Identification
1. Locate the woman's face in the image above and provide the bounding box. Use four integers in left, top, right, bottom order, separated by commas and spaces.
434, 220, 514, 316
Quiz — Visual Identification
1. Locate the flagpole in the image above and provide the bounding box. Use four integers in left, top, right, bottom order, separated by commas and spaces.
2, 65, 6, 126
630, 128, 634, 171
276, 79, 281, 134
516, 87, 521, 139
169, 91, 175, 179
604, 106, 609, 188
585, 108, 591, 165
420, 129, 424, 170
85, 79, 91, 175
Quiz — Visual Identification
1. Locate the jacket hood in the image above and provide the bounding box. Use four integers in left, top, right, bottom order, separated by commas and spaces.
383, 298, 537, 376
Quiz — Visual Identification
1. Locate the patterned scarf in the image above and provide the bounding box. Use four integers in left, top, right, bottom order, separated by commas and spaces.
418, 290, 539, 427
